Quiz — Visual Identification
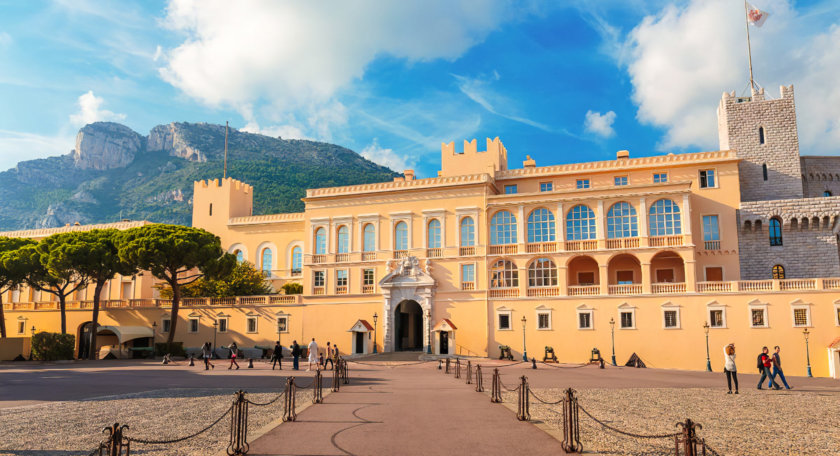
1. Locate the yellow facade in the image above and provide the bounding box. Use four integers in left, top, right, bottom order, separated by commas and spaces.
3, 141, 840, 378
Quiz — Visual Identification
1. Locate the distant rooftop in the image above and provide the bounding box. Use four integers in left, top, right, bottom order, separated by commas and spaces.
0, 220, 154, 239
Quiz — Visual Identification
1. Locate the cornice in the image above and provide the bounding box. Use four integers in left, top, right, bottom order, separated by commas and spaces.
305, 173, 493, 199
228, 213, 305, 226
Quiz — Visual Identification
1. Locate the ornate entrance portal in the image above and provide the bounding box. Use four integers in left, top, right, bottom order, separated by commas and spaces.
379, 256, 435, 353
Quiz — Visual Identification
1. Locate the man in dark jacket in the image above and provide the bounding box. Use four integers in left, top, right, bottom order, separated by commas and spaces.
757, 346, 780, 390
271, 341, 283, 370
291, 340, 301, 370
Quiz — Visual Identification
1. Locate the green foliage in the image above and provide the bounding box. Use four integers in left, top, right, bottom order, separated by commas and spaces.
31, 332, 75, 360
29, 233, 91, 333
158, 261, 272, 298
0, 237, 37, 337
155, 341, 186, 357
281, 282, 303, 295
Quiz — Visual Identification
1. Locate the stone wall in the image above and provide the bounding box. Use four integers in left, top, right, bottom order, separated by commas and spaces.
800, 156, 840, 197
717, 86, 803, 202
738, 197, 840, 279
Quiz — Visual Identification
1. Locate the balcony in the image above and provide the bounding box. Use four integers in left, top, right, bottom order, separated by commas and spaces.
312, 254, 327, 264
488, 245, 518, 255
737, 280, 773, 292
426, 248, 442, 258
605, 238, 640, 249
779, 279, 816, 291
336, 285, 348, 294
488, 288, 519, 298
567, 285, 600, 296
527, 287, 560, 297
313, 287, 326, 295
564, 240, 597, 251
335, 253, 350, 262
461, 281, 475, 291
361, 252, 377, 261
704, 240, 721, 250
823, 278, 840, 289
608, 284, 642, 295
393, 250, 409, 259
648, 235, 684, 247
697, 281, 732, 293
362, 284, 375, 294
526, 242, 558, 253
651, 283, 686, 294
459, 246, 476, 256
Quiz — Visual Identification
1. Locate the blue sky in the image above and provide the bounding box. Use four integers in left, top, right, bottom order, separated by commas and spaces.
0, 0, 838, 177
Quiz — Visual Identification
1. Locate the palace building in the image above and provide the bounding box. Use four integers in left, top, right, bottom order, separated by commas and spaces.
3, 84, 840, 378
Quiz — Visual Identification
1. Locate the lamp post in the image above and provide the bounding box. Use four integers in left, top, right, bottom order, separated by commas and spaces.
609, 317, 616, 366
29, 326, 35, 361
152, 321, 157, 344
426, 309, 432, 354
212, 319, 218, 358
803, 328, 812, 377
521, 315, 528, 362
703, 321, 712, 372
373, 312, 378, 354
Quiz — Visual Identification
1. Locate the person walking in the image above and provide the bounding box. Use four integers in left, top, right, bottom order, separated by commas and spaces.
769, 346, 792, 389
202, 342, 215, 370
323, 341, 334, 370
307, 338, 319, 371
291, 340, 301, 370
333, 344, 340, 368
228, 341, 240, 370
271, 340, 283, 370
757, 346, 779, 390
723, 343, 738, 394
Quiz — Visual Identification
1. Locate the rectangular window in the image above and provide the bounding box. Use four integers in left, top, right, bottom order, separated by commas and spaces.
17, 320, 25, 335
504, 185, 517, 194
663, 310, 679, 328
705, 267, 723, 282
578, 311, 592, 329
836, 305, 840, 326
363, 269, 375, 286
540, 182, 553, 192
218, 318, 228, 333
653, 173, 668, 183
699, 169, 716, 188
614, 176, 628, 186
461, 264, 475, 283
336, 269, 348, 287
709, 309, 725, 328
620, 311, 634, 329
616, 270, 634, 285
702, 215, 720, 250
277, 316, 288, 333
247, 316, 258, 333
578, 272, 595, 286
656, 269, 675, 283
792, 308, 809, 327
314, 271, 325, 287
498, 313, 511, 330
751, 308, 767, 327
576, 179, 590, 189
537, 312, 551, 330
162, 319, 171, 333
189, 318, 199, 333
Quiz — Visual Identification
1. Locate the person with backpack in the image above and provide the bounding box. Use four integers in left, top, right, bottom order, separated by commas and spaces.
723, 343, 738, 394
291, 340, 301, 370
769, 346, 792, 389
271, 340, 283, 370
228, 341, 240, 370
757, 346, 779, 390
201, 342, 215, 370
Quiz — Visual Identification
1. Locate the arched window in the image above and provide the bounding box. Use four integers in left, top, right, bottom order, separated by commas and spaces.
337, 225, 349, 254
234, 249, 244, 263
648, 199, 682, 236
460, 217, 475, 247
824, 190, 832, 197
772, 264, 785, 279
363, 223, 375, 252
261, 248, 273, 275
427, 219, 441, 248
490, 260, 518, 288
759, 127, 765, 144
314, 227, 326, 254
291, 246, 302, 275
394, 221, 408, 250
566, 205, 596, 240
762, 163, 768, 181
769, 217, 783, 246
607, 202, 638, 239
527, 208, 556, 243
528, 258, 557, 287
490, 211, 517, 245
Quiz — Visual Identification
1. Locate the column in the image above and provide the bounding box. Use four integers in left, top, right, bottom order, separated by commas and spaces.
558, 266, 568, 296
639, 197, 648, 247
556, 203, 565, 245
641, 262, 652, 294
596, 200, 605, 248
599, 264, 609, 295
518, 265, 528, 298
685, 261, 697, 292
517, 206, 526, 246
682, 194, 692, 236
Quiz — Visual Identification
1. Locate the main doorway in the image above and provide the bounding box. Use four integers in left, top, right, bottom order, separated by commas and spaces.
394, 300, 423, 351
78, 322, 93, 359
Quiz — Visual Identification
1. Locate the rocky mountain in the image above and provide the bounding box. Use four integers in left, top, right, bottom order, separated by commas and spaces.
0, 122, 399, 230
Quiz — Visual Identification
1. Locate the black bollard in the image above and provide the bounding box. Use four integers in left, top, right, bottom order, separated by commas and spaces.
248, 358, 254, 369
531, 358, 537, 369
599, 358, 605, 369
438, 359, 442, 370
189, 355, 195, 367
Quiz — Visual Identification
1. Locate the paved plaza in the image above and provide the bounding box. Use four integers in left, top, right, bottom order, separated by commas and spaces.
0, 356, 839, 455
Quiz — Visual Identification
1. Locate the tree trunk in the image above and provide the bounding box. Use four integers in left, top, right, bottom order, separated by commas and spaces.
166, 281, 180, 350
0, 293, 6, 338
59, 293, 67, 334
88, 282, 104, 360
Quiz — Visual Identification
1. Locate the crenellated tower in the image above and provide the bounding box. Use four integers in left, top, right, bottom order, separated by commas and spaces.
192, 177, 253, 231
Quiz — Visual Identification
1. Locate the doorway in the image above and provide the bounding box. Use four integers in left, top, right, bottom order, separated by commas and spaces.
394, 300, 423, 351
78, 322, 93, 359
355, 332, 364, 354
439, 331, 449, 355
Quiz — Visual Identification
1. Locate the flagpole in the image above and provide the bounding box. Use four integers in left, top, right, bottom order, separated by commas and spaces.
744, 0, 755, 92
223, 121, 229, 179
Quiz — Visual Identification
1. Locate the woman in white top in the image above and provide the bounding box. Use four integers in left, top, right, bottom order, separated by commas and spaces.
723, 343, 738, 394
307, 338, 319, 371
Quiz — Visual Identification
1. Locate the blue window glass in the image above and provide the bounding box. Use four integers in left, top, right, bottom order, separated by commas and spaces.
653, 173, 668, 183
427, 219, 441, 248
504, 185, 517, 194
699, 169, 716, 188
702, 215, 720, 241
261, 248, 272, 275
648, 199, 682, 236
769, 218, 783, 246
394, 221, 408, 250
540, 182, 553, 192
291, 247, 302, 275
461, 264, 475, 282
460, 217, 475, 247
234, 250, 244, 263
576, 179, 590, 189
606, 202, 638, 239
490, 211, 517, 245
527, 208, 556, 243
614, 176, 628, 186
315, 227, 326, 255
337, 225, 349, 254
363, 223, 375, 252
565, 205, 596, 240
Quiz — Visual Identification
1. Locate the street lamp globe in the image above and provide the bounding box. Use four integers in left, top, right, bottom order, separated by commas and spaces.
373, 312, 379, 354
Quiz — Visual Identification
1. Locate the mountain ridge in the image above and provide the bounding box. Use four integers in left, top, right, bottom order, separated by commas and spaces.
0, 122, 399, 230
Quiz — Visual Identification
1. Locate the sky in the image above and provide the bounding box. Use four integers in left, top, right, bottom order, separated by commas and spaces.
0, 0, 838, 177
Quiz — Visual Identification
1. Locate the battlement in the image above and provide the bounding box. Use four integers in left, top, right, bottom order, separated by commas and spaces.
194, 177, 253, 193
192, 177, 253, 229
439, 137, 508, 178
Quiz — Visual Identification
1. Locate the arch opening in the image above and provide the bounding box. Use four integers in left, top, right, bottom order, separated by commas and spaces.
394, 300, 423, 351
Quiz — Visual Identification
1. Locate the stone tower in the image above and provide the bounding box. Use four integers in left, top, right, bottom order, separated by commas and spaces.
717, 85, 803, 202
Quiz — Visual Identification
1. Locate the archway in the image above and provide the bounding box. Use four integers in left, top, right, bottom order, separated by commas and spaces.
650, 251, 685, 283
77, 321, 93, 359
394, 300, 423, 351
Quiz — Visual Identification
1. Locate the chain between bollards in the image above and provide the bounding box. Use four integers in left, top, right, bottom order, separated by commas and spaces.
562, 388, 582, 453
516, 375, 530, 421
490, 368, 502, 403
313, 369, 323, 404
227, 390, 249, 456
283, 378, 297, 422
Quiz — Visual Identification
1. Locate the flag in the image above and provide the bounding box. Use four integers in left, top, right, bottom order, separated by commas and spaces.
747, 2, 769, 27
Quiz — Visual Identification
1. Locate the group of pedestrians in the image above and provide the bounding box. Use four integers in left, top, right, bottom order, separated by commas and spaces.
268, 338, 340, 371
722, 343, 792, 394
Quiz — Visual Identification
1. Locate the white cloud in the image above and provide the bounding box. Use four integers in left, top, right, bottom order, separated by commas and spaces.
69, 91, 126, 127
152, 45, 163, 62
361, 138, 413, 172
158, 1, 519, 137
240, 122, 307, 140
584, 110, 617, 137
0, 130, 74, 172
625, 0, 840, 153
453, 73, 552, 131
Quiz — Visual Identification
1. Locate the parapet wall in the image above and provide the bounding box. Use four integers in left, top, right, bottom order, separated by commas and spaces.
439, 137, 508, 178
